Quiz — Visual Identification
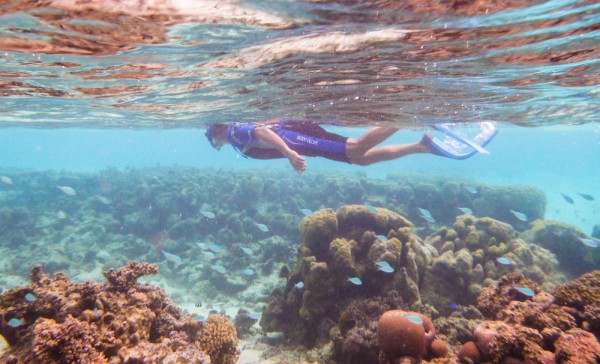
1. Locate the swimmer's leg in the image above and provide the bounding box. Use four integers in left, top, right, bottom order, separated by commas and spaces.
348, 135, 431, 165
346, 127, 398, 159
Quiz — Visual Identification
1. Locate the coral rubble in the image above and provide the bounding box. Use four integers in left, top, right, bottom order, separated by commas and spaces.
0, 261, 239, 364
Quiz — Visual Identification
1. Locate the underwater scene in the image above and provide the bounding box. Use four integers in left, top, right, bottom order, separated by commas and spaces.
1, 1, 599, 363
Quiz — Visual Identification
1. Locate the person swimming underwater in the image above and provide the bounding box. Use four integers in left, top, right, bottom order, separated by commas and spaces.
205, 119, 496, 174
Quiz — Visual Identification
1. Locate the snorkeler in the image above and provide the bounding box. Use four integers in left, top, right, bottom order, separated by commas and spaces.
205, 120, 497, 174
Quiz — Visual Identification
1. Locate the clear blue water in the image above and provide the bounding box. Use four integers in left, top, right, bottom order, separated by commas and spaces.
1, 1, 599, 361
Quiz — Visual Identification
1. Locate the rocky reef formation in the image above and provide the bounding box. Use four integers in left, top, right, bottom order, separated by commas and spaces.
0, 261, 239, 364
520, 220, 600, 277
259, 204, 564, 362
457, 270, 600, 363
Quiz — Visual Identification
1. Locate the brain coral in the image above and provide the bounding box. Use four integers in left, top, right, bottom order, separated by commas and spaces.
0, 261, 239, 364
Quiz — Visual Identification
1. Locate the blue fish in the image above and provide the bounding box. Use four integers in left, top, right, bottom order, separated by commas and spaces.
200, 210, 215, 219
496, 256, 514, 266
514, 286, 535, 297
255, 223, 269, 232
7, 318, 23, 327
418, 208, 436, 223
248, 312, 262, 320
463, 185, 478, 194
449, 303, 458, 309
366, 205, 377, 213
300, 208, 313, 216
211, 264, 227, 274
375, 261, 394, 273
457, 207, 473, 214
241, 247, 254, 255
161, 250, 183, 265
207, 243, 222, 252
509, 209, 528, 222
24, 293, 36, 302
293, 281, 304, 290
347, 277, 362, 285
579, 238, 599, 248
376, 235, 388, 240
404, 313, 423, 324
192, 314, 205, 321
242, 268, 255, 276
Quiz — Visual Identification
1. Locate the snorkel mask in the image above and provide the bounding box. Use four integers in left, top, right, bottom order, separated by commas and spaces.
205, 126, 217, 149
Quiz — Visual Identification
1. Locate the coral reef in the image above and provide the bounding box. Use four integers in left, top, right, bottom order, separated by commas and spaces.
422, 215, 563, 311
459, 270, 600, 363
519, 220, 600, 277
377, 309, 447, 364
0, 261, 239, 364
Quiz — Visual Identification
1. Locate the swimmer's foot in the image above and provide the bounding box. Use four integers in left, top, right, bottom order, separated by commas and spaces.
420, 133, 444, 156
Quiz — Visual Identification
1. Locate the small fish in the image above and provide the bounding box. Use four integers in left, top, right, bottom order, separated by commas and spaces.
579, 238, 599, 248
255, 223, 269, 232
57, 186, 76, 196
200, 210, 215, 219
513, 286, 535, 297
161, 250, 182, 265
457, 207, 473, 214
293, 281, 305, 290
404, 313, 423, 324
24, 293, 36, 302
449, 303, 458, 309
578, 193, 595, 201
207, 243, 222, 252
300, 208, 313, 216
241, 247, 254, 256
56, 210, 67, 219
192, 314, 205, 321
196, 242, 208, 250
248, 311, 262, 320
242, 268, 255, 276
463, 185, 478, 194
211, 264, 227, 274
0, 176, 13, 185
496, 256, 514, 266
347, 277, 362, 286
376, 234, 388, 240
366, 205, 377, 213
195, 301, 202, 308
203, 251, 216, 260
376, 261, 395, 274
560, 193, 574, 204
418, 208, 436, 223
95, 195, 110, 205
7, 318, 23, 327
509, 209, 528, 222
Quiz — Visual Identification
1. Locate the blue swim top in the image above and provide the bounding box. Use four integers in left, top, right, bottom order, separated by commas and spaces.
226, 123, 256, 156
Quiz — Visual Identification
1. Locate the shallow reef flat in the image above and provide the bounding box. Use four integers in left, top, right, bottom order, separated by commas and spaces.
0, 167, 598, 363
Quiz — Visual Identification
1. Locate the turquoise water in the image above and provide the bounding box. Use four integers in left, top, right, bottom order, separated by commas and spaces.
1, 1, 600, 363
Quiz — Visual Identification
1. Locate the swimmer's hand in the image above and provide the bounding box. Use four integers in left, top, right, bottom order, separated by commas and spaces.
286, 150, 306, 174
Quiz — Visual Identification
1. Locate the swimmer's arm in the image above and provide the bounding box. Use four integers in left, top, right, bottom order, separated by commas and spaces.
253, 126, 306, 173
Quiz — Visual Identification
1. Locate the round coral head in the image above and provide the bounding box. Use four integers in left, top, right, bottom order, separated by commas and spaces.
377, 310, 426, 361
